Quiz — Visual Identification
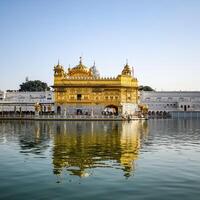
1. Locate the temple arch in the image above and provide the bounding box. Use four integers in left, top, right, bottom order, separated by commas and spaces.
57, 106, 61, 114
104, 105, 118, 115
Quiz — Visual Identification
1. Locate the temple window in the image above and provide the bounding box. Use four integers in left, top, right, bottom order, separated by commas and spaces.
179, 97, 184, 101
145, 97, 150, 101
168, 97, 173, 101
77, 94, 82, 100
157, 97, 161, 101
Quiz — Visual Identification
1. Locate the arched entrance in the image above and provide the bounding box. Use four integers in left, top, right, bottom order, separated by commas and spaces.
184, 105, 187, 111
57, 106, 61, 114
76, 109, 83, 115
103, 105, 118, 115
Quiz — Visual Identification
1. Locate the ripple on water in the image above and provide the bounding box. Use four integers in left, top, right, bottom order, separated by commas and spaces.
0, 120, 200, 200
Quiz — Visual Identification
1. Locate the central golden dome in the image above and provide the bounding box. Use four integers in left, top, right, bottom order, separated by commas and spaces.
67, 57, 93, 77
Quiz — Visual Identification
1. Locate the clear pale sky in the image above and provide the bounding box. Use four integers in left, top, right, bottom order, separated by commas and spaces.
0, 0, 200, 91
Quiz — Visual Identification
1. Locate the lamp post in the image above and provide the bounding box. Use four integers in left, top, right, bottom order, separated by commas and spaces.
91, 107, 94, 117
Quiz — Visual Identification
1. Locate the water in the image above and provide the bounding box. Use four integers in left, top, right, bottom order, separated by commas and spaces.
0, 119, 200, 200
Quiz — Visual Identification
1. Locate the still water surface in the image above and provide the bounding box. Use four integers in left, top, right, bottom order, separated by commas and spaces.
0, 119, 200, 200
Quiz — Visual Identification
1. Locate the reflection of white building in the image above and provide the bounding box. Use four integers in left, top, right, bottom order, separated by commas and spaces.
0, 91, 54, 113
140, 91, 200, 113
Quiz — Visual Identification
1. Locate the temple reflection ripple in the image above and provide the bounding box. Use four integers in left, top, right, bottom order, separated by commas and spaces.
1, 120, 200, 200
51, 121, 149, 178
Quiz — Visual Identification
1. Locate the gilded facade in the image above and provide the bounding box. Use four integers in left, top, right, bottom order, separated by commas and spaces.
53, 57, 139, 115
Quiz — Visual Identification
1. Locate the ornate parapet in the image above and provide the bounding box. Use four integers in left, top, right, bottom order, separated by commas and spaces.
63, 76, 117, 81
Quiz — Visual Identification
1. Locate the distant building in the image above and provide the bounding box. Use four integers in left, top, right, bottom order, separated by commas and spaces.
140, 91, 200, 115
52, 57, 139, 115
0, 91, 54, 113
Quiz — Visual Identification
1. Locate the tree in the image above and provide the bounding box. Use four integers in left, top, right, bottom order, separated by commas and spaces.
139, 85, 155, 91
19, 80, 50, 91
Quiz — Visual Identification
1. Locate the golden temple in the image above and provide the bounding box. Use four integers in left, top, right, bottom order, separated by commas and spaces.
53, 57, 139, 116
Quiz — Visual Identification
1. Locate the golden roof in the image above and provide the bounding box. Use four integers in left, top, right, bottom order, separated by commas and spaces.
67, 57, 93, 77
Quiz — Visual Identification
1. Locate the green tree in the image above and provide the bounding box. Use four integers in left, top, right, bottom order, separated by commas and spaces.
19, 80, 50, 91
139, 85, 155, 91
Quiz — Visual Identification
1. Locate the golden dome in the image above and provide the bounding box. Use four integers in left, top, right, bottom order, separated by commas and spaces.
54, 60, 63, 69
67, 57, 93, 77
54, 60, 64, 77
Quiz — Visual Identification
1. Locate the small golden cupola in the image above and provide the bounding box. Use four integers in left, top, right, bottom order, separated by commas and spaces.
54, 60, 64, 77
121, 60, 132, 76
67, 57, 94, 77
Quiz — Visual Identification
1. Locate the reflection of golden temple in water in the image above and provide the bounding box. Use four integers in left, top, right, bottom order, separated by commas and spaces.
52, 121, 148, 178
0, 120, 148, 178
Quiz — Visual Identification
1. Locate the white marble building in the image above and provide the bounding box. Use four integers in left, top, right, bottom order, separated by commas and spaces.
140, 91, 200, 114
1, 90, 200, 116
0, 91, 54, 113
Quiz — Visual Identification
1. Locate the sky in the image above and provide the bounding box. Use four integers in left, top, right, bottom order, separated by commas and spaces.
0, 0, 200, 91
